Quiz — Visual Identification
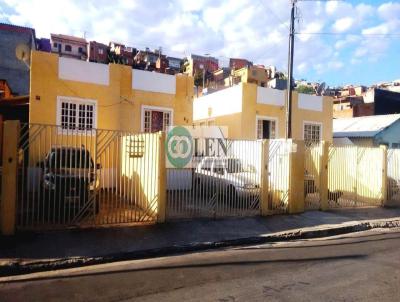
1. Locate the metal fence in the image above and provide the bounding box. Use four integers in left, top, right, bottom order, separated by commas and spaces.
167, 140, 262, 218
267, 140, 290, 214
16, 123, 161, 230
304, 143, 323, 210
327, 145, 384, 208
3, 121, 397, 231
387, 148, 400, 203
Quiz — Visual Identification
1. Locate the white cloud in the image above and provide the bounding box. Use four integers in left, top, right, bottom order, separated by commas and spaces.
378, 2, 400, 21
332, 17, 354, 33
0, 0, 397, 84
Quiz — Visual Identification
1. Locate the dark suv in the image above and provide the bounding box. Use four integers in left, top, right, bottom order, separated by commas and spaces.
40, 147, 100, 217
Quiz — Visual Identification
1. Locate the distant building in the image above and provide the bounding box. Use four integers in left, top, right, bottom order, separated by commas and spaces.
50, 33, 88, 60
166, 56, 182, 74
109, 42, 137, 66
134, 48, 166, 71
333, 114, 400, 148
333, 96, 374, 119
333, 88, 400, 119
211, 67, 232, 90
229, 58, 252, 70
267, 78, 287, 90
36, 38, 51, 52
0, 23, 37, 95
184, 54, 219, 77
365, 88, 400, 115
88, 41, 108, 64
231, 65, 273, 87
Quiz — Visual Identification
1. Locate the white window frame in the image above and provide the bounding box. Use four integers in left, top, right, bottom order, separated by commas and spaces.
141, 105, 174, 132
303, 121, 323, 142
56, 96, 97, 135
255, 115, 278, 139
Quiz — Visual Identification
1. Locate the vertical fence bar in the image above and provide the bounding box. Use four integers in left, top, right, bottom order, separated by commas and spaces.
260, 139, 269, 216
157, 131, 166, 223
381, 145, 388, 206
1, 120, 20, 235
288, 140, 305, 214
320, 141, 329, 211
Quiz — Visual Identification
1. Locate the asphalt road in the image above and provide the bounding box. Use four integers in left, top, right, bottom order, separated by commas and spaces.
1, 228, 400, 302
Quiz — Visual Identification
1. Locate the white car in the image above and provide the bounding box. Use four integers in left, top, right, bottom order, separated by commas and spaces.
193, 157, 260, 199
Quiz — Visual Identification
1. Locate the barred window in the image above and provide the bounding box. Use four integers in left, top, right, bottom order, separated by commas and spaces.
304, 123, 321, 143
143, 108, 172, 133
257, 119, 276, 139
58, 97, 96, 133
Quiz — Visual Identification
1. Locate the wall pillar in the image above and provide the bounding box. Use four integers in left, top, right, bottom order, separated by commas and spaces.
288, 139, 305, 214
380, 145, 388, 206
260, 139, 270, 216
320, 141, 330, 211
1, 120, 20, 235
157, 131, 166, 223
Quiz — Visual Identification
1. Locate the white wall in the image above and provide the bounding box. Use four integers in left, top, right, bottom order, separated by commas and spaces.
132, 69, 176, 94
58, 57, 109, 85
193, 84, 243, 120
256, 87, 285, 106
298, 93, 323, 112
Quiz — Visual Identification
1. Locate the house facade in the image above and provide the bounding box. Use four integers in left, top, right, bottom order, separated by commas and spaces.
193, 82, 333, 142
29, 51, 194, 132
50, 34, 88, 60
231, 66, 273, 87
333, 114, 400, 148
184, 54, 219, 77
88, 41, 109, 64
0, 23, 37, 95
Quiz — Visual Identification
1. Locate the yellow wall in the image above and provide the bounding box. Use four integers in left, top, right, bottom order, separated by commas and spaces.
193, 82, 333, 141
30, 51, 193, 132
241, 83, 286, 139
291, 91, 333, 142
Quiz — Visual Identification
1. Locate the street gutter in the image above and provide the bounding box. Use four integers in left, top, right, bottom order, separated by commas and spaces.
1, 217, 400, 279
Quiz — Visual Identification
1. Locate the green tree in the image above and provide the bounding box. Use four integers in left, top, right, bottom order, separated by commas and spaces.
296, 85, 315, 95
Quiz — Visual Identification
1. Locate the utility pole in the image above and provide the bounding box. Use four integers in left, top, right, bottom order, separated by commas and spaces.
286, 0, 296, 139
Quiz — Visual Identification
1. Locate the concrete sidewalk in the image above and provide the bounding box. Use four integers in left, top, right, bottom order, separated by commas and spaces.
1, 207, 400, 276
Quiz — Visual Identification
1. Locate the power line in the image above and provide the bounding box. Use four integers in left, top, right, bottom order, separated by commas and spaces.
297, 32, 400, 37
257, 0, 289, 29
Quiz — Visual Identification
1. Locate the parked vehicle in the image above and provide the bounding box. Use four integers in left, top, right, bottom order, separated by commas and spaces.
193, 157, 260, 200
39, 147, 100, 217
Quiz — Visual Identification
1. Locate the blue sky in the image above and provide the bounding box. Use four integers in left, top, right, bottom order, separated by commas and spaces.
1, 0, 399, 87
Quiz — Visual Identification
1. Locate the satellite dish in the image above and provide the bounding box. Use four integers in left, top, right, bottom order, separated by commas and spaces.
15, 44, 31, 69
316, 82, 326, 96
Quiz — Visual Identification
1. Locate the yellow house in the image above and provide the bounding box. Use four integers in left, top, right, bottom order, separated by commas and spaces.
193, 82, 333, 142
231, 66, 272, 87
30, 51, 194, 132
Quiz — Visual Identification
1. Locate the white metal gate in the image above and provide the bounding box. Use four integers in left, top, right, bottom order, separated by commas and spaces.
267, 140, 290, 214
328, 145, 384, 208
166, 140, 262, 219
16, 123, 161, 230
304, 143, 323, 210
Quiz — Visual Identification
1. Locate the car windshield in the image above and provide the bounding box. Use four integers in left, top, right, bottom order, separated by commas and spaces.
225, 159, 244, 173
49, 149, 94, 169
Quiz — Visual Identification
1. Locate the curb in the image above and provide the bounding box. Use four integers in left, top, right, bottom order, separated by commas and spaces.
1, 218, 400, 278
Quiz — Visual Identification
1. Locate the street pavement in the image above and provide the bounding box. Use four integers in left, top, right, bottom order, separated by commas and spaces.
1, 228, 400, 301
2, 207, 400, 272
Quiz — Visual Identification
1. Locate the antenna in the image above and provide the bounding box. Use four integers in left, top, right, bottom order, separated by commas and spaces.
316, 82, 326, 96
15, 44, 31, 69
